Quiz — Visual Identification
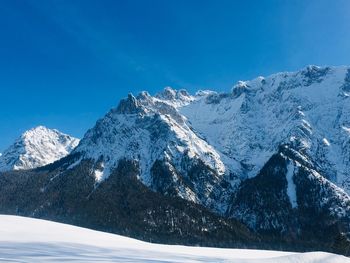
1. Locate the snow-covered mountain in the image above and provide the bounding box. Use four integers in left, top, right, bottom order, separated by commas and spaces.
0, 65, 350, 255
74, 89, 236, 212
71, 65, 350, 208
181, 65, 350, 192
0, 126, 79, 172
64, 65, 350, 247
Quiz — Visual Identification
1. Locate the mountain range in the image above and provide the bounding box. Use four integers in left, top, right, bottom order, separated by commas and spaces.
0, 65, 349, 255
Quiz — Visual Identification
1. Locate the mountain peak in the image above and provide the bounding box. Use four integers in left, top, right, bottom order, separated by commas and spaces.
115, 93, 143, 114
22, 125, 57, 138
156, 87, 194, 107
159, 86, 177, 99
0, 127, 80, 172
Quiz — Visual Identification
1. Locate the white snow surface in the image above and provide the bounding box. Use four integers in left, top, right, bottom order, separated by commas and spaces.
0, 215, 347, 263
0, 126, 79, 172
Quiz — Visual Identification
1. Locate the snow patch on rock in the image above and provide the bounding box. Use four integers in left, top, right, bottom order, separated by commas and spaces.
286, 162, 298, 208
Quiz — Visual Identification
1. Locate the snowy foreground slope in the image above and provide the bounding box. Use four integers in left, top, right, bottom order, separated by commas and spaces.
0, 215, 348, 263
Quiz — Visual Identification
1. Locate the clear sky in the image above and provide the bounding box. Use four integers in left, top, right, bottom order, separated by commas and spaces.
1, 0, 350, 151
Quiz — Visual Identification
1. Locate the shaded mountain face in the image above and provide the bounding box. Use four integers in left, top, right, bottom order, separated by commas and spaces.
0, 126, 79, 172
0, 65, 350, 255
228, 145, 350, 245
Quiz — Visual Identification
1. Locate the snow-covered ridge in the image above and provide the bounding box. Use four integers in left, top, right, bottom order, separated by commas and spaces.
0, 215, 347, 262
75, 90, 231, 209
77, 92, 227, 179
0, 126, 80, 172
180, 65, 350, 192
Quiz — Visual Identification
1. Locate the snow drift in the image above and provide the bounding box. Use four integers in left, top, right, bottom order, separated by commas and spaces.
0, 215, 348, 262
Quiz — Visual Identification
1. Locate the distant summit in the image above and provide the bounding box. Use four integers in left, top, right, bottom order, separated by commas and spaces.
0, 126, 79, 171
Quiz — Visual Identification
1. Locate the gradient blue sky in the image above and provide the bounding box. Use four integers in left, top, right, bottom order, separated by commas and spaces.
1, 0, 350, 151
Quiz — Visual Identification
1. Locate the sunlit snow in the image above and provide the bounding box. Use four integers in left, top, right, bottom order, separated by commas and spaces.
0, 215, 348, 263
0, 126, 79, 172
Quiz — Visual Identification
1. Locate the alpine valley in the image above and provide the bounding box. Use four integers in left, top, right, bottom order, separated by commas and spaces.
1, 65, 350, 255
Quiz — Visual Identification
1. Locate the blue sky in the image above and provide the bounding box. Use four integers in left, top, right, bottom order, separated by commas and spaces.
1, 0, 350, 151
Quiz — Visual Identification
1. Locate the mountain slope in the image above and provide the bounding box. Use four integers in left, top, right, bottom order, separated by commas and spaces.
179, 66, 350, 249
73, 91, 236, 212
228, 145, 350, 246
180, 66, 350, 192
0, 126, 79, 172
